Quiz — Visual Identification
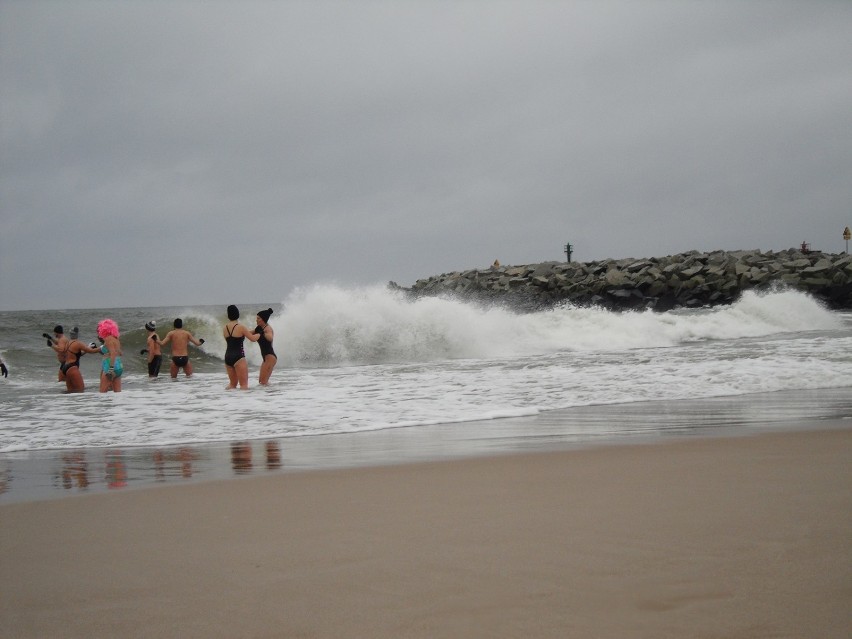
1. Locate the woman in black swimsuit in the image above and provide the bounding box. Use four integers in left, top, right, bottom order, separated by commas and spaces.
254, 308, 277, 386
222, 305, 260, 390
62, 335, 101, 393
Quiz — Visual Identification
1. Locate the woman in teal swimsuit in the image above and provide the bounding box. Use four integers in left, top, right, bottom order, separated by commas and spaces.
223, 305, 260, 390
97, 318, 123, 393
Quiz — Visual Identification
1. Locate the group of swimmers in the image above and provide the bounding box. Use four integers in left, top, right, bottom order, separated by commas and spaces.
140, 318, 206, 379
45, 304, 277, 393
46, 321, 123, 393
223, 305, 277, 389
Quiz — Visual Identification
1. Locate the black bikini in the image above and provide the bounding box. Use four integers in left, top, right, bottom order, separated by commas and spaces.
60, 341, 84, 373
224, 324, 245, 367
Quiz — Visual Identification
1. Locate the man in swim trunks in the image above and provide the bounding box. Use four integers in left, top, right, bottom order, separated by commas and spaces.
141, 321, 162, 378
46, 325, 69, 381
159, 318, 205, 378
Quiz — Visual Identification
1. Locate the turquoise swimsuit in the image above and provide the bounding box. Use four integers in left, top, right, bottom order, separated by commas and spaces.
100, 345, 123, 377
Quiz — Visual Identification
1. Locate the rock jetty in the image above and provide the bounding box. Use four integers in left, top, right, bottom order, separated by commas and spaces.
396, 249, 852, 311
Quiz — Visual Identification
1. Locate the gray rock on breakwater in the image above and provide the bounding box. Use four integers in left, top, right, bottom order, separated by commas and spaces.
394, 249, 852, 311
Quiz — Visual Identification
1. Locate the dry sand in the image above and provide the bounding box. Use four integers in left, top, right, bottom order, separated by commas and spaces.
2, 428, 850, 638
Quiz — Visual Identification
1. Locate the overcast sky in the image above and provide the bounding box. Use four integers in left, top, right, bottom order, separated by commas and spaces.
1, 0, 850, 311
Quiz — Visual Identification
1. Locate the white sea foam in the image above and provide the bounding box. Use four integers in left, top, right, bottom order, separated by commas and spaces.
0, 288, 849, 452
276, 284, 843, 365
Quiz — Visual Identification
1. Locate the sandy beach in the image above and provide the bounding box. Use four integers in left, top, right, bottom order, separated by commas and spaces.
1, 428, 850, 638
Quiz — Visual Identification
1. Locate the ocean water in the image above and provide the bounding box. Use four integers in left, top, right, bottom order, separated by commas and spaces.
1, 284, 850, 456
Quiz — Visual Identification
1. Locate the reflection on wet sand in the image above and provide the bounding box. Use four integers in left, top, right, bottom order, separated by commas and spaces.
0, 463, 8, 495
106, 450, 127, 489
61, 452, 89, 490
232, 441, 283, 474
265, 440, 281, 469
153, 449, 165, 481
153, 448, 199, 481
180, 447, 194, 478
231, 442, 253, 474
6, 439, 287, 501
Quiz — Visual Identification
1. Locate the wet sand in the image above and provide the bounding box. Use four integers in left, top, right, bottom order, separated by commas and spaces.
1, 428, 850, 638
3, 388, 851, 504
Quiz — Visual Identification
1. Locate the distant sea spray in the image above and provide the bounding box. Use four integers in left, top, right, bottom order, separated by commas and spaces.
271, 284, 844, 366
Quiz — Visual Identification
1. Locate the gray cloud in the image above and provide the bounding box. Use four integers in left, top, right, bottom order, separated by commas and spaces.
2, 0, 851, 310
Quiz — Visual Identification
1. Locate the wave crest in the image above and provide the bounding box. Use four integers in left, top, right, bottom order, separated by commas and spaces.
276, 284, 842, 367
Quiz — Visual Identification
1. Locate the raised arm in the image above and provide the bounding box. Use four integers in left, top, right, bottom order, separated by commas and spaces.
240, 324, 261, 342
79, 341, 102, 355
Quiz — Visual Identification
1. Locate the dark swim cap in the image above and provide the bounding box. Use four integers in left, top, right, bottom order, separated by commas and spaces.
227, 305, 239, 321
145, 321, 156, 331
174, 318, 183, 329
257, 308, 273, 323
54, 325, 64, 334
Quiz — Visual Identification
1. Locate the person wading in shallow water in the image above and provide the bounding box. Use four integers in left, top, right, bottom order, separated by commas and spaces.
159, 318, 205, 379
222, 304, 260, 390
97, 318, 123, 393
254, 308, 277, 386
61, 332, 101, 393
46, 325, 69, 381
140, 321, 162, 378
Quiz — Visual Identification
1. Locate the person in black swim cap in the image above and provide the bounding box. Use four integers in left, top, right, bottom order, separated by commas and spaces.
223, 305, 261, 389
254, 308, 277, 385
141, 321, 162, 378
45, 325, 70, 382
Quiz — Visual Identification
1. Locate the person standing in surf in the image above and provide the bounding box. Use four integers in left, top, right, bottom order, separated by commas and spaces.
141, 321, 162, 378
223, 304, 260, 390
0, 351, 8, 378
62, 332, 101, 393
254, 308, 277, 386
97, 319, 123, 393
159, 318, 205, 378
46, 325, 69, 381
